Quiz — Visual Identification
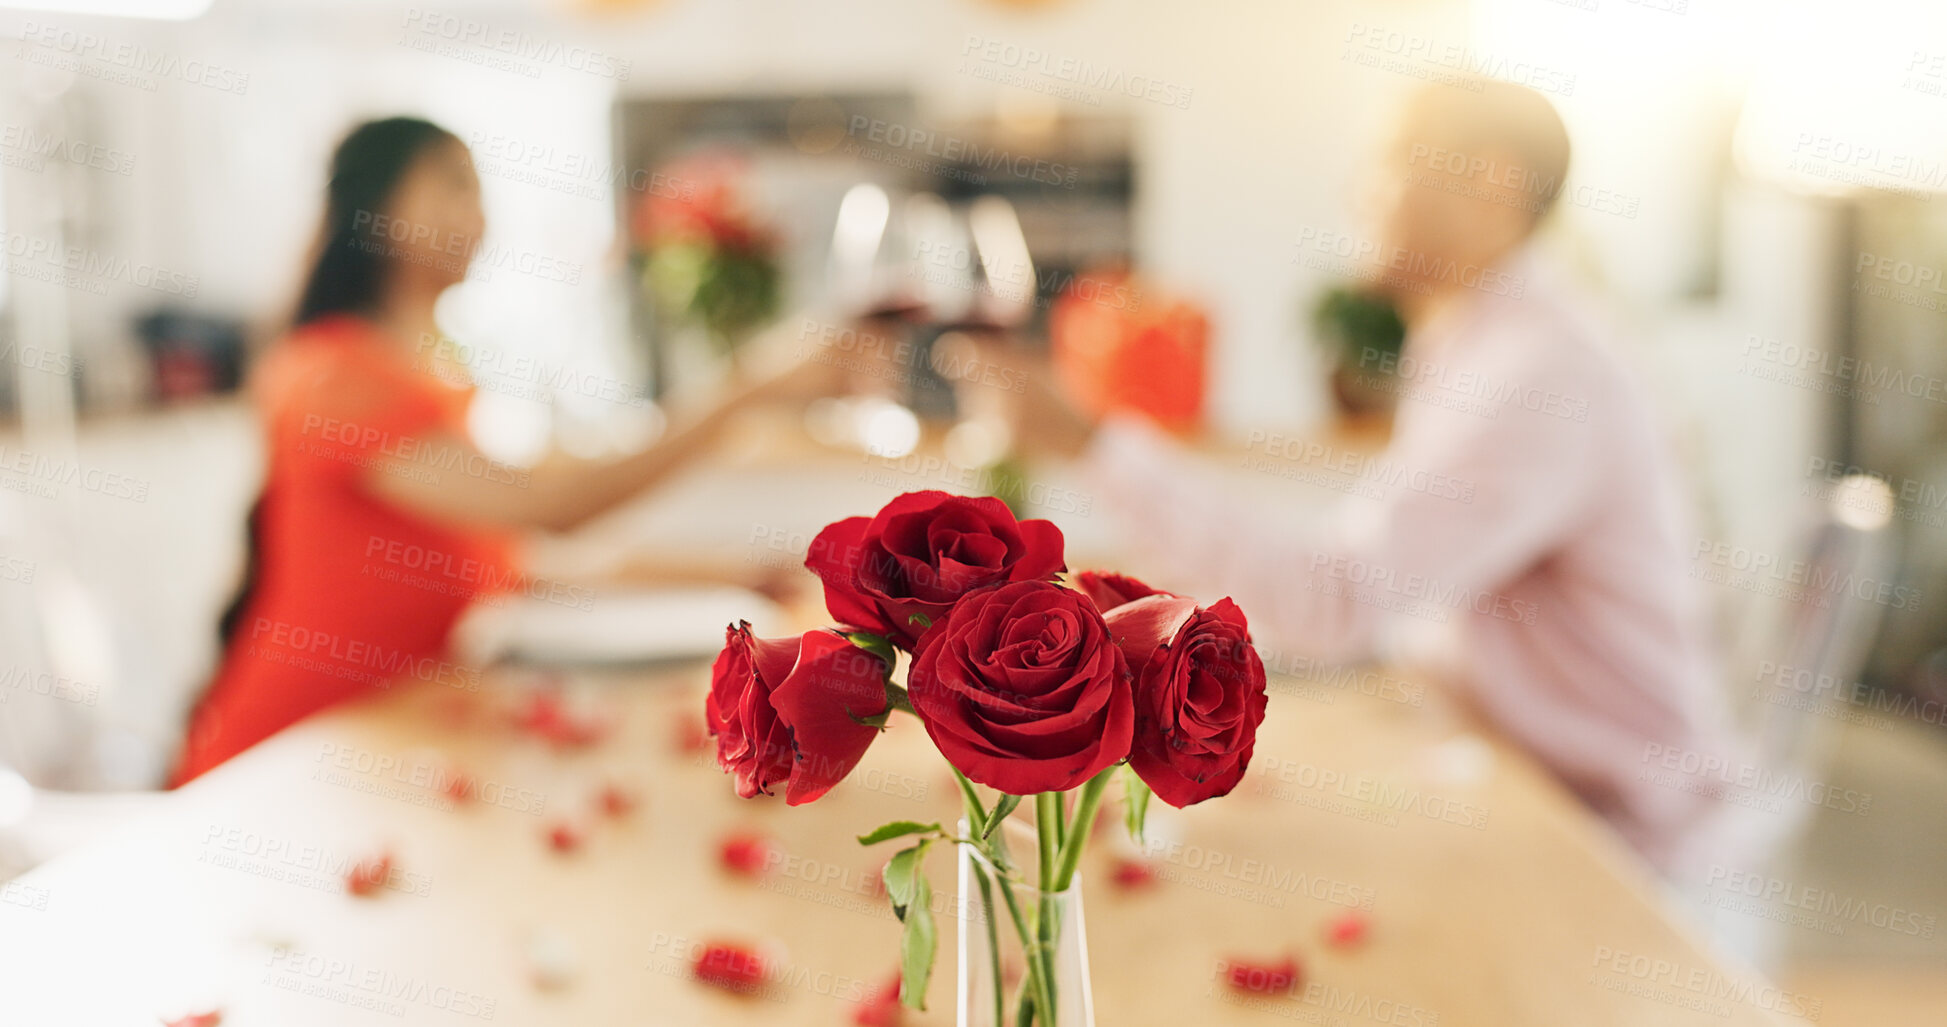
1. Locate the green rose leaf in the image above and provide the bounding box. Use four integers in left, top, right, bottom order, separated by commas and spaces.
857, 821, 943, 847
883, 841, 929, 920
982, 794, 1024, 841
899, 870, 936, 1011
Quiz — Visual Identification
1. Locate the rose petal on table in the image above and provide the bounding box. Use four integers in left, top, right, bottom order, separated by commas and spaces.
512, 690, 566, 733
1223, 954, 1302, 995
345, 853, 392, 897
547, 714, 610, 749
693, 940, 768, 994
547, 823, 584, 854
852, 971, 903, 1026
674, 712, 711, 754
444, 770, 476, 804
1110, 857, 1156, 890
510, 690, 610, 749
719, 832, 774, 877
161, 1012, 222, 1027
525, 929, 578, 990
1324, 910, 1370, 948
596, 782, 636, 818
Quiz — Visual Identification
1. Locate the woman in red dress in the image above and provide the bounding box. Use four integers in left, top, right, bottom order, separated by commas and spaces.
172, 118, 822, 784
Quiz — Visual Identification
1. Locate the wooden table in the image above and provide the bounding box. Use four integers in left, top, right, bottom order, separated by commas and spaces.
0, 662, 1799, 1026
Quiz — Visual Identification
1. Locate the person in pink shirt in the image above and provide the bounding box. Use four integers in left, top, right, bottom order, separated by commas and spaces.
992, 81, 1747, 878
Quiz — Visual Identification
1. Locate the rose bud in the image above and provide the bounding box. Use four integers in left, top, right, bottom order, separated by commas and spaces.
693, 941, 768, 994
907, 581, 1133, 795
806, 491, 1065, 649
1223, 955, 1302, 995
719, 832, 775, 878
1072, 570, 1169, 613
345, 852, 392, 897
706, 624, 892, 804
1103, 595, 1268, 808
1325, 910, 1370, 948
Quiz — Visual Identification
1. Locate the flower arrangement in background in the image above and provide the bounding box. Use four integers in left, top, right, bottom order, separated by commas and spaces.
704, 490, 1269, 1024
631, 149, 782, 355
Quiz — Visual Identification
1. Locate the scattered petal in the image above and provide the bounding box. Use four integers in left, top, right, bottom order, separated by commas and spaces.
513, 690, 609, 749
444, 770, 476, 804
675, 713, 711, 754
1325, 910, 1369, 948
161, 1012, 222, 1027
345, 853, 392, 897
1224, 955, 1302, 995
853, 971, 903, 1026
597, 782, 636, 818
548, 823, 584, 854
1110, 858, 1156, 890
719, 832, 775, 878
693, 941, 768, 994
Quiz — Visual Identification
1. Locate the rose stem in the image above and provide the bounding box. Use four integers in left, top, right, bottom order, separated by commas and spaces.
1035, 793, 1063, 1021
955, 777, 1008, 1026
994, 859, 1055, 1025
1051, 768, 1114, 893
952, 769, 988, 838
970, 856, 1008, 1024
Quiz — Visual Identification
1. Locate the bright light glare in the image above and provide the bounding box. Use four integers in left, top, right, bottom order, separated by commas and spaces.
856, 398, 920, 458
830, 183, 891, 309
1830, 474, 1896, 531
969, 195, 1033, 324
2, 0, 212, 18
1733, 0, 1947, 196
832, 184, 891, 270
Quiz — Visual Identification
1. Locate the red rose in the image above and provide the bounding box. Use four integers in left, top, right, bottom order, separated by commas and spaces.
1073, 570, 1169, 612
706, 624, 891, 804
907, 581, 1133, 795
807, 491, 1066, 649
1104, 595, 1268, 808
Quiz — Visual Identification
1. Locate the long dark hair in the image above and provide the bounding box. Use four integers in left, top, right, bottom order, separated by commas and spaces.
216, 116, 460, 645
293, 116, 462, 325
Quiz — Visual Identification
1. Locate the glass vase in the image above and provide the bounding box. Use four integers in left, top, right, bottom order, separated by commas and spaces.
955, 818, 1095, 1027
